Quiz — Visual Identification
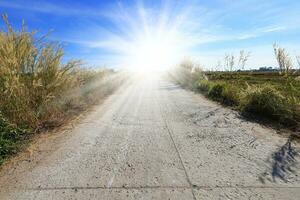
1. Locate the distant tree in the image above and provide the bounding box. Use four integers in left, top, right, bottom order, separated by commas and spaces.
273, 43, 292, 75
215, 60, 221, 71
297, 55, 300, 68
229, 54, 235, 71
224, 54, 235, 71
238, 50, 250, 70
224, 54, 230, 71
223, 51, 250, 71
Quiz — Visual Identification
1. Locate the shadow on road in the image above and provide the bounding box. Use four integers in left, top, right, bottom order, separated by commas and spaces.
259, 137, 299, 183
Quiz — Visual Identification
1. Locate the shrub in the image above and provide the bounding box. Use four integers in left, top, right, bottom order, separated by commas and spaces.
0, 112, 27, 164
0, 15, 78, 127
0, 15, 124, 164
207, 83, 240, 106
196, 80, 212, 93
208, 83, 225, 100
239, 84, 290, 121
221, 84, 240, 106
0, 15, 119, 129
0, 16, 126, 164
172, 58, 206, 89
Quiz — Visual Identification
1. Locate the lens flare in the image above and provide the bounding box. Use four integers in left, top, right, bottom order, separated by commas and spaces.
95, 1, 196, 73
124, 30, 182, 72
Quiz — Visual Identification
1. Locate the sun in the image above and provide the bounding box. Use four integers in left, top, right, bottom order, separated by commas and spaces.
97, 2, 191, 73
124, 31, 182, 73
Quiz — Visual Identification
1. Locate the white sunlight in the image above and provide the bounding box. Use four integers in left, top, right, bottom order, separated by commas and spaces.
97, 1, 193, 73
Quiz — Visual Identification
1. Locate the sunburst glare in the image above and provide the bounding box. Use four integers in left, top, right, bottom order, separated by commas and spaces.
98, 1, 194, 73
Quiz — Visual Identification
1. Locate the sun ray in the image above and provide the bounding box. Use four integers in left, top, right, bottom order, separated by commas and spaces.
96, 1, 193, 73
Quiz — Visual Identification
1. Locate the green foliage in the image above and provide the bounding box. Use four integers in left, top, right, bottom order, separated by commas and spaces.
221, 84, 240, 106
196, 80, 212, 92
240, 84, 291, 121
173, 62, 300, 130
0, 112, 27, 164
208, 83, 225, 100
204, 82, 239, 106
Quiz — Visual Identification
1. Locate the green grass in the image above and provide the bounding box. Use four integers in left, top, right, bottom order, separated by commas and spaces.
201, 73, 299, 130
0, 112, 28, 165
205, 72, 300, 97
239, 84, 290, 121
208, 83, 225, 100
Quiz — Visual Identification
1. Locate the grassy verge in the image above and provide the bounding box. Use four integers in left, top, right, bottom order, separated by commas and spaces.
0, 113, 28, 165
171, 62, 300, 133
0, 15, 126, 165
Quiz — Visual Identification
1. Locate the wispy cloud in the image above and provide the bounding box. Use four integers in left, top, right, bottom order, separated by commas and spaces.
262, 26, 286, 33
0, 0, 105, 17
237, 25, 286, 40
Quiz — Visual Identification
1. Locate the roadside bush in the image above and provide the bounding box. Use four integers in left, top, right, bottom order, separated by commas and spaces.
0, 112, 27, 164
172, 58, 206, 89
0, 15, 118, 129
221, 85, 240, 106
0, 15, 123, 164
173, 65, 299, 131
208, 83, 225, 100
172, 59, 193, 87
207, 83, 239, 106
196, 80, 212, 93
0, 15, 78, 127
239, 84, 290, 121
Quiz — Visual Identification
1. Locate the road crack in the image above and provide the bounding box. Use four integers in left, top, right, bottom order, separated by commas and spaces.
157, 94, 197, 200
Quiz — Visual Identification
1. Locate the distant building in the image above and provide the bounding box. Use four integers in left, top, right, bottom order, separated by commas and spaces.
258, 66, 276, 71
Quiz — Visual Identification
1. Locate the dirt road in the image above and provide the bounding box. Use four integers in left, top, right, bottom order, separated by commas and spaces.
0, 75, 299, 199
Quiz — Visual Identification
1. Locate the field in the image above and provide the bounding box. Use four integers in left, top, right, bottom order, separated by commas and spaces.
171, 66, 300, 134
205, 71, 300, 102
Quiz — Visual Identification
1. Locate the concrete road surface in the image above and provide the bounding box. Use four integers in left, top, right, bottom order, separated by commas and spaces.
0, 75, 299, 200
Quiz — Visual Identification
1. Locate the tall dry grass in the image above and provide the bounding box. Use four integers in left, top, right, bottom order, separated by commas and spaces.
171, 58, 206, 89
0, 15, 126, 163
0, 15, 122, 129
0, 14, 77, 128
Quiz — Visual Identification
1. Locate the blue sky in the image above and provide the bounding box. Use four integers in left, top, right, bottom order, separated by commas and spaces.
1, 0, 300, 70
